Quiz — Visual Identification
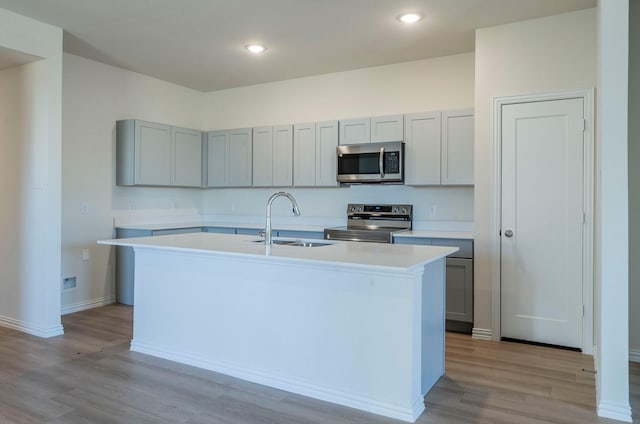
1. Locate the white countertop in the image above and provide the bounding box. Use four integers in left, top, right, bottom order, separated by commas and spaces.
99, 232, 457, 272
115, 220, 328, 233
115, 221, 473, 240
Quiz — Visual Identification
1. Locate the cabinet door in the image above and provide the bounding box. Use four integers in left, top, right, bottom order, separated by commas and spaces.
252, 126, 273, 187
273, 125, 293, 187
228, 128, 252, 187
207, 130, 229, 187
293, 123, 316, 186
442, 110, 474, 185
404, 112, 442, 185
371, 114, 404, 142
339, 117, 370, 145
315, 120, 339, 187
134, 120, 171, 185
445, 258, 473, 323
172, 127, 202, 187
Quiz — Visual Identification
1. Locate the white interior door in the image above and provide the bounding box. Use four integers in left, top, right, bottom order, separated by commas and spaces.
501, 98, 584, 349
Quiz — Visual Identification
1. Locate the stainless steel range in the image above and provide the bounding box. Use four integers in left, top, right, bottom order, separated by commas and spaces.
324, 203, 413, 243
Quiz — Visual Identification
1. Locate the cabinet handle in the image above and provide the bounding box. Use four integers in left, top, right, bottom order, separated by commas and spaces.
379, 147, 385, 178
504, 229, 514, 238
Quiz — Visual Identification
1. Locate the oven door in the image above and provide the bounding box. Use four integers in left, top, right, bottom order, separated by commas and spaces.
337, 142, 403, 183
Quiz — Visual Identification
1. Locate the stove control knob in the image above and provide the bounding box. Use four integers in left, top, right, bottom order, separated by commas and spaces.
350, 206, 356, 212
357, 206, 363, 212
392, 207, 398, 213
401, 207, 407, 214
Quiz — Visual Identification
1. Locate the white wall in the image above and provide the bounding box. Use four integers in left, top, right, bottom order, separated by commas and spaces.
474, 9, 597, 332
61, 53, 204, 312
0, 9, 63, 337
596, 1, 631, 420
202, 54, 475, 223
628, 0, 640, 361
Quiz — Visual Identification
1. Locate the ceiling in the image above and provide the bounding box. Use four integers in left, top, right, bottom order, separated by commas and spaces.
0, 0, 596, 92
0, 45, 41, 70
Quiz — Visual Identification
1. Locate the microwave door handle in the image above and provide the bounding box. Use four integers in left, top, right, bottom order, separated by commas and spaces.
379, 147, 385, 178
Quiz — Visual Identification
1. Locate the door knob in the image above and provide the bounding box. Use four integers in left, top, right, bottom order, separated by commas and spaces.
504, 230, 514, 238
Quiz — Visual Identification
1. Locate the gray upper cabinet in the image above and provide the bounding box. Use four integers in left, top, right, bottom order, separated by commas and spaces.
227, 128, 253, 187
252, 126, 273, 187
205, 130, 229, 187
441, 109, 474, 185
293, 123, 317, 187
203, 128, 253, 187
293, 121, 338, 187
172, 127, 202, 187
205, 128, 252, 187
339, 115, 404, 145
339, 117, 370, 145
252, 125, 293, 187
272, 125, 293, 187
404, 109, 474, 186
315, 121, 339, 187
228, 128, 252, 187
116, 119, 201, 187
371, 114, 404, 142
404, 112, 442, 185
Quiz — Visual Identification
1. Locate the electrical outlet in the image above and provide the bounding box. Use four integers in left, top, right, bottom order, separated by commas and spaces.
63, 276, 77, 290
128, 201, 135, 211
429, 205, 437, 217
81, 201, 88, 214
82, 248, 89, 261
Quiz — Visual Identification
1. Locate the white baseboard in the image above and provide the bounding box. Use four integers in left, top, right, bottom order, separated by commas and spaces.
0, 315, 64, 338
61, 296, 116, 315
630, 349, 640, 363
131, 339, 424, 423
597, 401, 633, 422
472, 327, 493, 341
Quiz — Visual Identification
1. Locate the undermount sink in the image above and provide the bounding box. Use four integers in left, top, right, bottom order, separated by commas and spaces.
252, 239, 333, 247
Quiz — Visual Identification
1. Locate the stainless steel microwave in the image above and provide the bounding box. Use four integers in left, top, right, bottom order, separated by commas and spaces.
336, 141, 404, 184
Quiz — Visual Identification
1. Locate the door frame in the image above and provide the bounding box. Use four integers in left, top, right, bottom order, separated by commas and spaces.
490, 89, 595, 354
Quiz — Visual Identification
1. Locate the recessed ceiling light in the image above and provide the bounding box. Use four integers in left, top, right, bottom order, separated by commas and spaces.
246, 44, 266, 54
398, 13, 423, 24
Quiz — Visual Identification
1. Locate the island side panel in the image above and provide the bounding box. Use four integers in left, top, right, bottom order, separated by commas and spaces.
421, 258, 446, 395
130, 247, 428, 422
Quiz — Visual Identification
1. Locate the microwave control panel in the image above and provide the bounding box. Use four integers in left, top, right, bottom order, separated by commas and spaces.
385, 151, 400, 173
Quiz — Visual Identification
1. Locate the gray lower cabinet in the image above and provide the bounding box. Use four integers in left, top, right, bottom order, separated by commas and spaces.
203, 226, 237, 234
235, 227, 264, 236
115, 227, 202, 305
394, 236, 474, 333
444, 257, 473, 331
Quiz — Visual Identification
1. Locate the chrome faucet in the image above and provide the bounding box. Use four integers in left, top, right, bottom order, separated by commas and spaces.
265, 192, 301, 245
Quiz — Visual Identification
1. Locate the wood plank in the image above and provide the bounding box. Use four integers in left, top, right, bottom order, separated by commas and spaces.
0, 305, 637, 423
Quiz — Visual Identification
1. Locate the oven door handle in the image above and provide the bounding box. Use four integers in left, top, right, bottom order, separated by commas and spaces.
379, 147, 385, 178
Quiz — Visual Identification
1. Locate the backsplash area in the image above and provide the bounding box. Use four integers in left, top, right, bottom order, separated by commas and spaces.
201, 185, 474, 226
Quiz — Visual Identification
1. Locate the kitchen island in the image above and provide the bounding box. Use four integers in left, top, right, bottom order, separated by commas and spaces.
98, 232, 457, 422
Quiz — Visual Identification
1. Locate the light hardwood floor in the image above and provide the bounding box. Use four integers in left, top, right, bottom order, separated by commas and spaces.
0, 304, 637, 423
